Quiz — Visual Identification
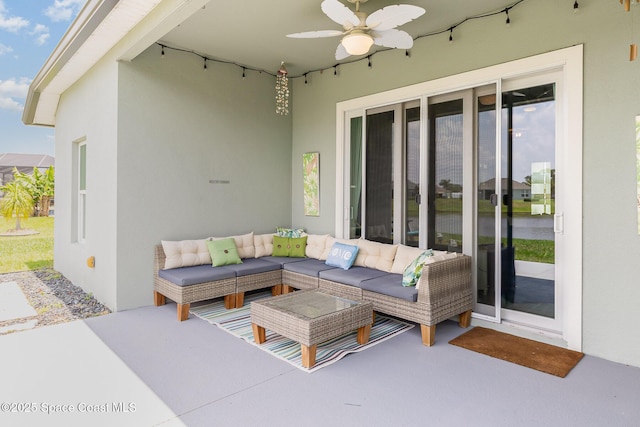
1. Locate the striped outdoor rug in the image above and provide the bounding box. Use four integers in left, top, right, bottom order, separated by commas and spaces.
190, 291, 414, 373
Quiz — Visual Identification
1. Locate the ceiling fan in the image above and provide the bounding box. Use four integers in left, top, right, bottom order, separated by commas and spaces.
287, 0, 426, 60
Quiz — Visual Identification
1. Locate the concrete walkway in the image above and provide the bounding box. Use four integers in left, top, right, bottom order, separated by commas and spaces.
0, 281, 38, 334
0, 320, 183, 427
1, 300, 640, 426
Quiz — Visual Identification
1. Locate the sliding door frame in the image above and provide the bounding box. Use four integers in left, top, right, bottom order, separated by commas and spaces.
335, 45, 583, 350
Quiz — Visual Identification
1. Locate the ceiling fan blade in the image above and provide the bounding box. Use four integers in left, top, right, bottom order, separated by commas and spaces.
366, 4, 425, 31
322, 0, 360, 28
335, 43, 351, 60
372, 29, 414, 49
287, 30, 345, 38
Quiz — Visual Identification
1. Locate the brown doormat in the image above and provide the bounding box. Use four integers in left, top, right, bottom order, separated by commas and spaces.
449, 327, 584, 378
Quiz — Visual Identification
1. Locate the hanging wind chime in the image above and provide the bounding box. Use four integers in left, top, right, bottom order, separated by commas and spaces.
275, 62, 289, 115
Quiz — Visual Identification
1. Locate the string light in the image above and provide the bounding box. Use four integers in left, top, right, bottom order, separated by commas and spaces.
155, 0, 542, 85
334, 65, 338, 76
203, 58, 207, 70
573, 1, 579, 13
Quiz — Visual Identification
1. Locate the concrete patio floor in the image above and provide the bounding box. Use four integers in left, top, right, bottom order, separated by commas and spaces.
1, 298, 639, 427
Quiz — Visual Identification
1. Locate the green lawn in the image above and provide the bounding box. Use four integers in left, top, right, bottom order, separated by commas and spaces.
409, 198, 555, 263
0, 217, 54, 274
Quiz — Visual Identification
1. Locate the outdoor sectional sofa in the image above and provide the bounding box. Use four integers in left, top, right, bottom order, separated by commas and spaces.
153, 232, 473, 346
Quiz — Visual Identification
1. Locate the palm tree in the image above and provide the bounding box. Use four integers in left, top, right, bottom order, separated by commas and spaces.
0, 177, 34, 231
30, 166, 55, 216
11, 166, 55, 217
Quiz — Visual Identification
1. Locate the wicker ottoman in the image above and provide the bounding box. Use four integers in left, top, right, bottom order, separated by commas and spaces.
250, 290, 374, 368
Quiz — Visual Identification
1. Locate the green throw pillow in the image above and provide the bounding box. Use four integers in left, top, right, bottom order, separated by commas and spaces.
289, 236, 307, 258
272, 236, 307, 258
402, 249, 433, 287
272, 235, 290, 257
207, 238, 242, 267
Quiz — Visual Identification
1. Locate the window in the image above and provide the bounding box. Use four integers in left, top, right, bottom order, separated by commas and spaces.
77, 141, 86, 242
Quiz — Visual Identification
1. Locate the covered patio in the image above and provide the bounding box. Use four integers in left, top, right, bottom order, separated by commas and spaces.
2, 299, 639, 426
17, 2, 640, 421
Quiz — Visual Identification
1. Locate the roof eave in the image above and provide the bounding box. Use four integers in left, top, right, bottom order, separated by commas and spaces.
22, 0, 120, 127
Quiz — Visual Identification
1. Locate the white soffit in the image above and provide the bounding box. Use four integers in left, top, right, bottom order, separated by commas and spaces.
29, 0, 182, 126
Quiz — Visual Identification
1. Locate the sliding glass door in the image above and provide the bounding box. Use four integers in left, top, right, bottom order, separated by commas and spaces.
338, 46, 582, 346
348, 102, 421, 245
475, 76, 561, 332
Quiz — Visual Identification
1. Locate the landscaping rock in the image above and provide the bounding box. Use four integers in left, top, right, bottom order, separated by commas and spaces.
0, 269, 110, 335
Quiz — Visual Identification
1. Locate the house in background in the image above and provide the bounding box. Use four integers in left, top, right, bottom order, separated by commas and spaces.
478, 178, 531, 201
21, 0, 640, 369
0, 153, 54, 186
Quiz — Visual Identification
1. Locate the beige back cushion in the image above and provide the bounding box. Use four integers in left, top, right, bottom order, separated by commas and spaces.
305, 234, 330, 259
161, 239, 211, 270
391, 245, 429, 274
353, 240, 399, 272
429, 252, 458, 263
254, 233, 274, 258
209, 232, 255, 259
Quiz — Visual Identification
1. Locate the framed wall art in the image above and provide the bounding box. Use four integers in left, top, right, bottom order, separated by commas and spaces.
303, 152, 319, 216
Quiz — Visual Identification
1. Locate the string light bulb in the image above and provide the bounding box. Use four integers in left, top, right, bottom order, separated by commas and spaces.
573, 1, 579, 13
161, 44, 165, 58
505, 9, 511, 26
203, 57, 207, 70
367, 55, 372, 68
449, 28, 454, 44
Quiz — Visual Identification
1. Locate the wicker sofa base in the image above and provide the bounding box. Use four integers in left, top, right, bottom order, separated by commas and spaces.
153, 275, 236, 321
154, 245, 285, 321
282, 270, 319, 293
362, 289, 472, 346
236, 270, 283, 307
153, 243, 473, 345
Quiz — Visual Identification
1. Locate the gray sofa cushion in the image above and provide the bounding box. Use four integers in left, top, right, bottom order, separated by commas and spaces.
283, 259, 338, 276
319, 266, 390, 287
158, 265, 235, 286
260, 256, 309, 268
223, 258, 281, 277
359, 274, 418, 302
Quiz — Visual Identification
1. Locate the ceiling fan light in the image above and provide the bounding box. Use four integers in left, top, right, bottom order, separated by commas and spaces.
341, 32, 374, 55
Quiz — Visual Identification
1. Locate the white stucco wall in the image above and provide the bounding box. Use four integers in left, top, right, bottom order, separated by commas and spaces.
114, 46, 293, 310
54, 56, 119, 309
289, 0, 640, 367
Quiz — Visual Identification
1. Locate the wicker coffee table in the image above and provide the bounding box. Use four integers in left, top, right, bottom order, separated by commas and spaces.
250, 290, 374, 368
